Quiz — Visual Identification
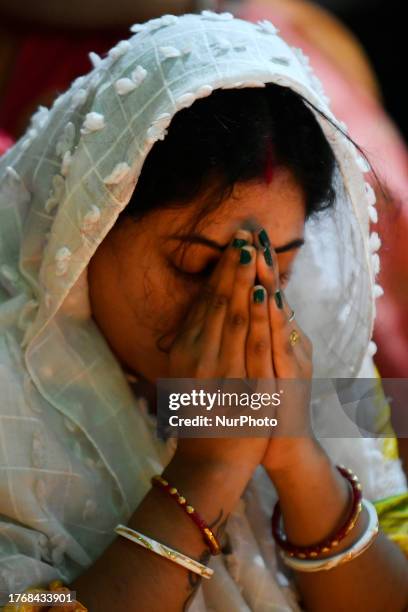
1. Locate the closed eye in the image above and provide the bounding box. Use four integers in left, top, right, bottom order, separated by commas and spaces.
169, 260, 218, 282
171, 261, 292, 286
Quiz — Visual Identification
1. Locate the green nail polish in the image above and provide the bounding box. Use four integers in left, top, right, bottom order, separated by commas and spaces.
274, 289, 283, 309
258, 228, 270, 248
239, 248, 252, 264
253, 287, 265, 303
232, 238, 248, 248
263, 246, 273, 267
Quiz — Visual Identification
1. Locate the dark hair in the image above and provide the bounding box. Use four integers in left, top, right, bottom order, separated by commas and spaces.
120, 84, 338, 227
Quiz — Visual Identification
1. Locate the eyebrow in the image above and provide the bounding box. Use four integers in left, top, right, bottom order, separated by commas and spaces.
167, 233, 305, 254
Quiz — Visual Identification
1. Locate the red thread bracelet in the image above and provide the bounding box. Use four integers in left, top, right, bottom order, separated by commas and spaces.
271, 465, 363, 559
151, 474, 222, 555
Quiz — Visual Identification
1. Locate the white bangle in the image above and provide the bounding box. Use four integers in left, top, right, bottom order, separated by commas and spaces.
114, 524, 214, 579
279, 498, 379, 573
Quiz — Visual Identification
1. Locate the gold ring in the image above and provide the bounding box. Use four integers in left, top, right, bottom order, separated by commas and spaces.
289, 330, 300, 346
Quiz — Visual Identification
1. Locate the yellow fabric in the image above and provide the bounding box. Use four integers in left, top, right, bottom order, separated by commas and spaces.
371, 366, 408, 557
374, 492, 408, 559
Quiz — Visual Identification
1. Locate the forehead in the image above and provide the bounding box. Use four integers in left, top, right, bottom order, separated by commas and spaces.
158, 167, 306, 245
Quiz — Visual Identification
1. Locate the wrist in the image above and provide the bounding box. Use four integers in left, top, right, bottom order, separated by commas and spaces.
173, 438, 266, 477
264, 436, 327, 484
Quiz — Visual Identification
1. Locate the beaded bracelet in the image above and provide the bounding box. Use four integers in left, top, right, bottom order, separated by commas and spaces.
279, 499, 379, 572
151, 474, 222, 555
271, 465, 363, 559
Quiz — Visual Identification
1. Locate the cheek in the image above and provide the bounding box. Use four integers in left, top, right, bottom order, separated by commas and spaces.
137, 266, 201, 346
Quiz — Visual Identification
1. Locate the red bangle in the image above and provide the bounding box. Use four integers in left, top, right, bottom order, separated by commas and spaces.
271, 465, 363, 559
151, 474, 222, 555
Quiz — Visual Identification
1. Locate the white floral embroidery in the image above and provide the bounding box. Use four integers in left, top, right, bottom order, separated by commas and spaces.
369, 231, 381, 253
55, 246, 72, 276
257, 19, 279, 35
56, 122, 75, 157
131, 65, 147, 86
103, 162, 131, 185
145, 113, 172, 144
44, 175, 65, 214
89, 51, 102, 68
364, 182, 376, 207
159, 46, 182, 59
196, 84, 213, 98
31, 106, 49, 130
158, 15, 179, 27
373, 284, 384, 298
32, 430, 46, 468
368, 340, 378, 357
201, 10, 234, 20
368, 205, 378, 224
80, 205, 101, 235
114, 78, 137, 95
371, 253, 380, 275
61, 151, 72, 177
129, 23, 145, 33
81, 112, 105, 135
356, 155, 371, 173
231, 80, 266, 88
149, 15, 180, 32
108, 40, 131, 60
153, 113, 172, 130
71, 88, 87, 109
175, 92, 196, 109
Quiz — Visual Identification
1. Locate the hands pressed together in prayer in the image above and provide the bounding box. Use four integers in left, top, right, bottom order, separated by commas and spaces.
168, 226, 318, 479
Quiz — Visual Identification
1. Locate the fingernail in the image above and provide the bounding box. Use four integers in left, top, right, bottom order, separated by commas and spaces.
239, 246, 252, 264
274, 289, 283, 309
263, 246, 273, 267
232, 238, 248, 248
258, 228, 270, 248
253, 285, 265, 303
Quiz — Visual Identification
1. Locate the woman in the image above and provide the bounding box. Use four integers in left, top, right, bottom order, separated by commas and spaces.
0, 11, 407, 612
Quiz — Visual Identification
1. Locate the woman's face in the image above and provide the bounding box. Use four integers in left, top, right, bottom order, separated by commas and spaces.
88, 166, 306, 383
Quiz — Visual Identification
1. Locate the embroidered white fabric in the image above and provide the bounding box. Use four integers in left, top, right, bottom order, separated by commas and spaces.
0, 11, 406, 610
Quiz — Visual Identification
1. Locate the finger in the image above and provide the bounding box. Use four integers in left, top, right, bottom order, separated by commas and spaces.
179, 229, 253, 342
218, 244, 257, 375
254, 227, 279, 300
268, 285, 309, 377
247, 284, 275, 378
253, 231, 297, 374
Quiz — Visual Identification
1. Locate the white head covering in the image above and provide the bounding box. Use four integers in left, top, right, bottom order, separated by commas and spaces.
0, 11, 402, 608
